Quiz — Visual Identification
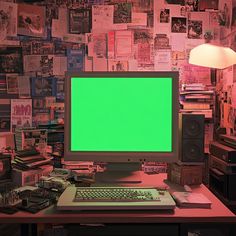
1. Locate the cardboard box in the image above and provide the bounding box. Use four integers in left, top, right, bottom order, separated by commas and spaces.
167, 163, 203, 186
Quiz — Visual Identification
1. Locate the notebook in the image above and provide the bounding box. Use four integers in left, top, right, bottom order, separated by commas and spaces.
172, 192, 212, 208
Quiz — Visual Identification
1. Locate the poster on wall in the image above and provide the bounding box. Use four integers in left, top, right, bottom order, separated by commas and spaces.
6, 74, 19, 94
31, 77, 57, 97
11, 99, 32, 132
0, 2, 18, 45
17, 4, 46, 37
0, 47, 23, 74
113, 3, 132, 24
69, 8, 91, 34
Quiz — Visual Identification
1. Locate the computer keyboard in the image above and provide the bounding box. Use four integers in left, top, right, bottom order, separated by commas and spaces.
57, 187, 176, 211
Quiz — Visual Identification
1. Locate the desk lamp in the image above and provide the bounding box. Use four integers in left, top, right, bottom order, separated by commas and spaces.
189, 32, 236, 69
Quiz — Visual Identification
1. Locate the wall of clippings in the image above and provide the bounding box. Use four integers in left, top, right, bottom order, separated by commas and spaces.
0, 0, 235, 137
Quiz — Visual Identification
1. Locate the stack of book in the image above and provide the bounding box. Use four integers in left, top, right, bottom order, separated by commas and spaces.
12, 149, 51, 171
180, 83, 214, 119
38, 123, 64, 156
15, 127, 47, 152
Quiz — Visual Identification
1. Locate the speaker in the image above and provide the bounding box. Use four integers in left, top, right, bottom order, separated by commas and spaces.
179, 113, 205, 162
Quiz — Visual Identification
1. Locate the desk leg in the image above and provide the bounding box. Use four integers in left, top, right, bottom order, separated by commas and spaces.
21, 224, 37, 236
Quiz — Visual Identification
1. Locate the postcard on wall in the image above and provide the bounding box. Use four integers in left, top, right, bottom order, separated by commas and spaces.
113, 3, 132, 24
53, 56, 67, 76
18, 75, 31, 98
67, 49, 84, 72
17, 4, 46, 37
115, 30, 133, 59
69, 8, 91, 34
137, 43, 151, 65
92, 33, 107, 58
31, 77, 57, 97
23, 55, 41, 73
11, 99, 32, 132
0, 2, 18, 45
40, 55, 54, 77
92, 5, 114, 32
6, 74, 18, 94
154, 34, 171, 50
154, 50, 172, 71
159, 9, 170, 23
0, 46, 23, 74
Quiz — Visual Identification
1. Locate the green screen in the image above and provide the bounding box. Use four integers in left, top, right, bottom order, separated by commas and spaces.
71, 77, 172, 152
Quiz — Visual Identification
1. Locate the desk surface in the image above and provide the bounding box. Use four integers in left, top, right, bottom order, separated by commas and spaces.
0, 173, 235, 224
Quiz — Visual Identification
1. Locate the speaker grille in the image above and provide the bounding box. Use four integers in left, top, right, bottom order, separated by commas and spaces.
180, 114, 205, 162
182, 140, 204, 162
182, 115, 204, 139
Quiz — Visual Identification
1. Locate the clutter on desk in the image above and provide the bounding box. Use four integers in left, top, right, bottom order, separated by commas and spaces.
143, 162, 167, 174
38, 176, 71, 192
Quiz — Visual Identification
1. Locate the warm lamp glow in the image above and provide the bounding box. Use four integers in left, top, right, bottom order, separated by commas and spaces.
189, 44, 236, 69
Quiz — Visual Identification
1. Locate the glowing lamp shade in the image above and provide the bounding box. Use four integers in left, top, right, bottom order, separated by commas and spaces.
189, 44, 236, 69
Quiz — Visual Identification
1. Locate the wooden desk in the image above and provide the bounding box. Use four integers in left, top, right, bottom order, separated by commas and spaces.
0, 173, 235, 236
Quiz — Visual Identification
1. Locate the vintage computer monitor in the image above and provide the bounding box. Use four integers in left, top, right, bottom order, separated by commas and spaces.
64, 72, 179, 183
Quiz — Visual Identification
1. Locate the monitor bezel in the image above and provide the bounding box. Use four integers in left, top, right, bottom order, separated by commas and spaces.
64, 72, 179, 163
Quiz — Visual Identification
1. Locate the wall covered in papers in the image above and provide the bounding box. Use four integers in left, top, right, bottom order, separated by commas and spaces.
0, 0, 235, 137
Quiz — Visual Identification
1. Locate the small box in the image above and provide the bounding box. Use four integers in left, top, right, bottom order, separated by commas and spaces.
12, 165, 53, 187
167, 163, 203, 186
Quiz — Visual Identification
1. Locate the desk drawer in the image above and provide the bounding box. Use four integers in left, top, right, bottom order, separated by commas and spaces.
68, 224, 179, 236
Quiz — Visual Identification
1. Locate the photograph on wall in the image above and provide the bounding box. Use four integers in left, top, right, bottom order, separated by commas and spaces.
69, 8, 91, 34
67, 48, 84, 72
0, 2, 18, 45
40, 55, 54, 76
160, 9, 170, 23
154, 34, 171, 50
91, 33, 107, 58
6, 74, 19, 94
185, 0, 199, 11
11, 99, 32, 132
188, 20, 202, 39
113, 3, 132, 24
171, 17, 187, 33
33, 98, 46, 109
17, 4, 45, 37
0, 117, 10, 132
31, 77, 57, 97
108, 60, 128, 72
134, 29, 153, 44
0, 47, 23, 74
